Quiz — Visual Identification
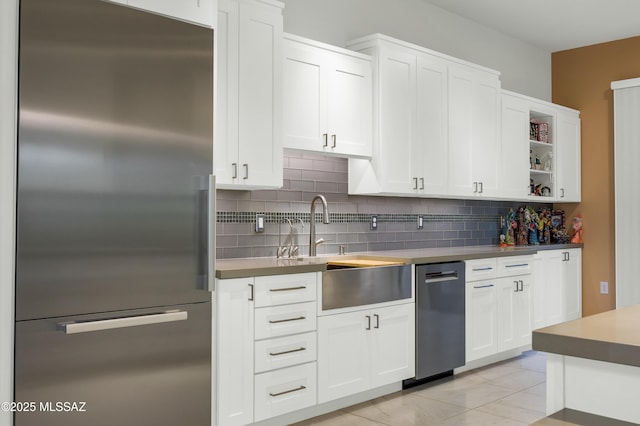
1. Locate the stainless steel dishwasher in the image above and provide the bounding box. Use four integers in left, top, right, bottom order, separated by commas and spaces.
405, 262, 465, 386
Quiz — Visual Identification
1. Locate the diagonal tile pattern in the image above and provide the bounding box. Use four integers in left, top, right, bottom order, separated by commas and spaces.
293, 351, 548, 426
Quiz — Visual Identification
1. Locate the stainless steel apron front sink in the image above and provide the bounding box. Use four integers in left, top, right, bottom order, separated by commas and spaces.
322, 264, 412, 310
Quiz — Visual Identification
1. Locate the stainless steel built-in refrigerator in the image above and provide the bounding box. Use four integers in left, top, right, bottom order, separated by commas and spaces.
14, 0, 214, 425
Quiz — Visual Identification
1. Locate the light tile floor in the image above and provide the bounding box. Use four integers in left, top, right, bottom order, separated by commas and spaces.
293, 351, 548, 426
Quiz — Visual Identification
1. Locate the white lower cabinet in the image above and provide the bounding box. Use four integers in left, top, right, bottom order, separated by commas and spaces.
254, 362, 317, 422
465, 279, 498, 362
533, 248, 582, 328
216, 272, 319, 426
217, 278, 255, 426
497, 275, 532, 352
465, 256, 534, 363
318, 303, 415, 403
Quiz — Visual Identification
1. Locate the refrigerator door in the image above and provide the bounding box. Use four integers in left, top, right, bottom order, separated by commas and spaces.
16, 0, 214, 320
14, 302, 211, 426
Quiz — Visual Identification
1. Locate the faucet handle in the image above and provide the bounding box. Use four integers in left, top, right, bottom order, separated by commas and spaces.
277, 246, 289, 258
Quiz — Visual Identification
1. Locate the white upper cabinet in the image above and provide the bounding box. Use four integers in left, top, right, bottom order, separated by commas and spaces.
556, 110, 581, 202
374, 45, 416, 193
414, 55, 448, 196
499, 90, 581, 202
106, 0, 215, 27
500, 92, 530, 199
347, 34, 499, 199
216, 0, 283, 189
283, 34, 372, 158
447, 63, 500, 198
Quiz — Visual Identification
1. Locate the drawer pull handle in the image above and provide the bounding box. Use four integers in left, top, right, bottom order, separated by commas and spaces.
269, 347, 306, 356
473, 284, 494, 289
59, 310, 187, 334
269, 286, 307, 292
472, 267, 493, 271
269, 385, 306, 397
505, 263, 529, 268
269, 316, 306, 324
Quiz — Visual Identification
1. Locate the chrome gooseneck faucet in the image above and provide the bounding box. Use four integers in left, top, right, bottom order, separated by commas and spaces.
309, 194, 330, 256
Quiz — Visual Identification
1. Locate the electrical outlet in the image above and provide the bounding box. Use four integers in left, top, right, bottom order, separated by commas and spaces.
255, 214, 265, 233
600, 281, 609, 294
417, 216, 424, 230
370, 215, 377, 230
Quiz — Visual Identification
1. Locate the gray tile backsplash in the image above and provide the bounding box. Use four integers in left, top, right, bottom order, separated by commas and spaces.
216, 151, 546, 259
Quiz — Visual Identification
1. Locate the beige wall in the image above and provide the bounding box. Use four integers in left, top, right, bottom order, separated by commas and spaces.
552, 36, 640, 316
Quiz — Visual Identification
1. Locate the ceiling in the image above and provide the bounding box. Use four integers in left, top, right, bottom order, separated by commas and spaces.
422, 0, 640, 52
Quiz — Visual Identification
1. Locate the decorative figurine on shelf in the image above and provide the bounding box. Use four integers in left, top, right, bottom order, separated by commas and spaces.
517, 207, 529, 246
504, 208, 516, 246
499, 234, 507, 248
571, 214, 583, 244
536, 209, 552, 245
528, 207, 539, 245
550, 209, 570, 244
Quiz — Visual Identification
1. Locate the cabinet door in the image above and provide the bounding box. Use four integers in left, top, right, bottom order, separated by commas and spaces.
448, 64, 500, 197
563, 249, 582, 321
282, 38, 327, 153
472, 70, 500, 197
465, 279, 498, 362
500, 93, 530, 199
377, 47, 416, 193
326, 54, 373, 158
497, 277, 518, 352
414, 55, 448, 195
317, 311, 370, 403
127, 0, 214, 27
370, 303, 415, 388
532, 254, 546, 330
217, 278, 254, 426
215, 0, 240, 185
237, 1, 283, 187
545, 250, 565, 326
556, 111, 581, 202
514, 275, 533, 347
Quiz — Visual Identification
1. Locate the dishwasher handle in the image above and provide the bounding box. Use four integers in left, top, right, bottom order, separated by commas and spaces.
424, 271, 459, 283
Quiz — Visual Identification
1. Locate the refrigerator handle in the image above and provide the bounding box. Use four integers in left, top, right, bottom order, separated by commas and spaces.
198, 175, 216, 292
208, 174, 216, 292
58, 310, 188, 334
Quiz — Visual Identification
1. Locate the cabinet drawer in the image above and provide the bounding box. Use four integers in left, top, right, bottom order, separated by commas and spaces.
254, 362, 317, 422
254, 273, 317, 307
255, 302, 317, 340
255, 331, 317, 373
498, 255, 533, 277
465, 258, 498, 281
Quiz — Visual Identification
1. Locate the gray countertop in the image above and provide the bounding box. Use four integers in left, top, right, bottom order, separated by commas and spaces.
533, 304, 640, 368
215, 243, 583, 279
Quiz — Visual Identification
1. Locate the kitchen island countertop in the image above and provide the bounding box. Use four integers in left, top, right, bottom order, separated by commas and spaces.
533, 303, 640, 368
215, 243, 583, 279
